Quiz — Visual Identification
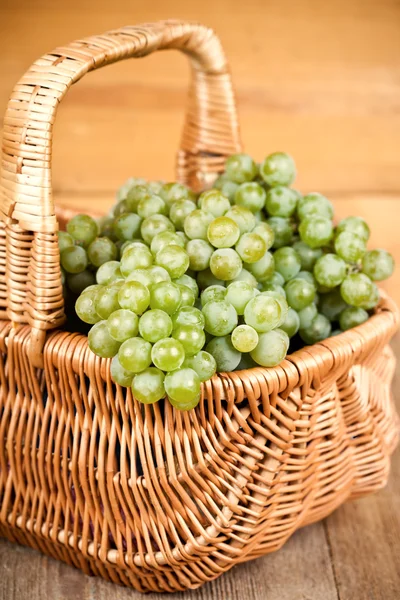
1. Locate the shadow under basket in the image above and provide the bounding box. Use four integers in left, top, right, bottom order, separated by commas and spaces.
0, 20, 399, 594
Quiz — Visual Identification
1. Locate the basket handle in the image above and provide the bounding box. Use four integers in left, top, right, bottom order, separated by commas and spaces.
0, 20, 241, 366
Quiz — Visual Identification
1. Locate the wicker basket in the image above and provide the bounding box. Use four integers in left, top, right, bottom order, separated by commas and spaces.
0, 20, 399, 594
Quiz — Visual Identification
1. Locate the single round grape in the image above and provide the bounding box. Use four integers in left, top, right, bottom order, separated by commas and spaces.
265, 186, 298, 217
186, 238, 214, 271
299, 216, 333, 248
207, 216, 240, 248
214, 175, 239, 202
202, 300, 238, 336
172, 324, 206, 356
147, 180, 165, 194
125, 185, 152, 212
182, 351, 217, 382
227, 268, 258, 288
206, 335, 241, 371
118, 281, 150, 315
147, 265, 171, 287
67, 214, 98, 247
141, 214, 174, 244
225, 281, 256, 315
224, 206, 256, 234
184, 210, 214, 240
197, 268, 223, 290
339, 307, 369, 331
198, 190, 231, 218
67, 269, 96, 295
334, 232, 366, 263
298, 303, 318, 329
235, 182, 266, 213
132, 367, 166, 404
118, 337, 152, 373
61, 246, 88, 274
362, 249, 394, 281
120, 246, 153, 276
169, 199, 197, 230
137, 195, 167, 219
176, 284, 196, 307
121, 240, 148, 255
112, 200, 129, 218
284, 278, 316, 311
125, 268, 153, 288
358, 283, 380, 310
75, 289, 101, 324
231, 324, 259, 352
107, 309, 139, 342
259, 152, 296, 187
164, 368, 201, 410
242, 251, 273, 282
225, 153, 258, 184
173, 274, 199, 298
87, 237, 117, 268
210, 248, 242, 281
96, 260, 122, 285
150, 231, 184, 256
318, 289, 348, 321
297, 193, 334, 221
292, 241, 323, 271
160, 182, 195, 207
110, 355, 134, 387
314, 254, 347, 288
340, 273, 374, 307
116, 178, 147, 202
244, 295, 283, 333
274, 247, 301, 281
58, 231, 75, 252
336, 216, 370, 242
138, 309, 172, 343
252, 222, 275, 250
267, 217, 293, 248
172, 306, 205, 328
235, 233, 266, 264
152, 338, 185, 371
295, 271, 316, 287
95, 284, 121, 319
260, 283, 286, 297
279, 308, 300, 338
155, 244, 189, 279
200, 285, 226, 306
150, 281, 182, 315
299, 313, 331, 344
250, 328, 290, 367
113, 213, 142, 242
88, 320, 121, 358
264, 271, 285, 287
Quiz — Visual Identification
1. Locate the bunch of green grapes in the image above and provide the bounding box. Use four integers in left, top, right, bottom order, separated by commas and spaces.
59, 153, 395, 411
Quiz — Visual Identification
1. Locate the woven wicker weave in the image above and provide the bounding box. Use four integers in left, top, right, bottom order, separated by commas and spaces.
0, 20, 399, 594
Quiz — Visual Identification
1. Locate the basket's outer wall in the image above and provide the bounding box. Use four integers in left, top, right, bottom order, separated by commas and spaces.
0, 20, 399, 595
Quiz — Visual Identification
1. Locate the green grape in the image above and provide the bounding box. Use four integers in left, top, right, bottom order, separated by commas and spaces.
58, 231, 75, 252
75, 288, 101, 324
297, 193, 334, 221
299, 313, 331, 344
96, 260, 122, 285
155, 245, 189, 279
359, 283, 380, 310
259, 152, 296, 187
224, 206, 256, 234
235, 353, 257, 371
141, 214, 174, 244
252, 222, 275, 250
210, 248, 242, 281
235, 233, 266, 263
164, 368, 201, 410
198, 190, 231, 217
225, 281, 256, 315
336, 216, 370, 242
299, 216, 333, 248
330, 329, 343, 337
202, 300, 238, 336
150, 231, 184, 255
118, 337, 152, 373
125, 268, 153, 288
137, 195, 167, 219
227, 268, 258, 288
225, 153, 258, 184
184, 210, 214, 240
147, 265, 171, 286
131, 368, 166, 404
116, 178, 147, 202
340, 273, 374, 307
107, 309, 139, 342
265, 186, 298, 217
250, 329, 290, 367
95, 284, 121, 319
334, 232, 366, 263
292, 241, 323, 271
243, 251, 273, 282
172, 306, 205, 328
176, 231, 189, 245
160, 182, 195, 207
207, 216, 241, 248
231, 324, 259, 352
120, 246, 153, 276
260, 283, 286, 297
110, 356, 134, 387
112, 200, 129, 218
295, 271, 317, 286
118, 281, 150, 315
197, 268, 223, 290
234, 182, 266, 213
206, 335, 241, 372
147, 180, 165, 194
186, 238, 214, 271
125, 185, 152, 212
339, 307, 369, 331
267, 217, 293, 248
61, 246, 88, 274
67, 214, 98, 247
173, 274, 199, 298
172, 324, 206, 356
200, 285, 226, 306
113, 213, 142, 241
264, 271, 285, 287
100, 217, 118, 241
214, 175, 239, 202
298, 303, 318, 329
150, 281, 182, 315
67, 270, 96, 295
182, 351, 217, 382
121, 240, 148, 255
138, 309, 173, 343
279, 308, 300, 338
152, 338, 185, 371
88, 320, 121, 358
284, 278, 316, 311
176, 284, 196, 307
314, 254, 347, 288
318, 289, 348, 321
87, 237, 118, 267
244, 295, 283, 332
362, 249, 394, 281
273, 247, 301, 281
169, 199, 197, 230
